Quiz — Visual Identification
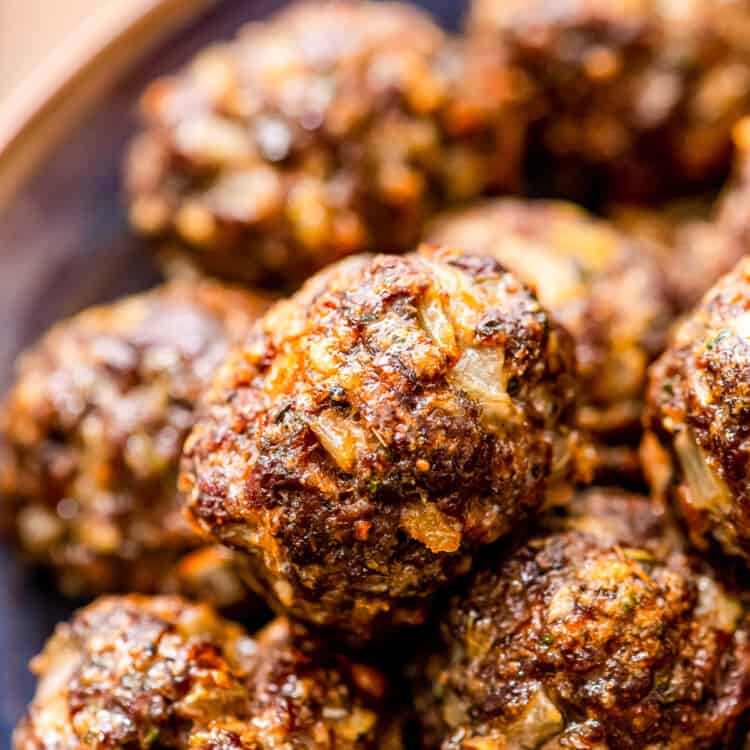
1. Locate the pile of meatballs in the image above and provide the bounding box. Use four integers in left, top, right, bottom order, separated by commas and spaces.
11, 1, 750, 748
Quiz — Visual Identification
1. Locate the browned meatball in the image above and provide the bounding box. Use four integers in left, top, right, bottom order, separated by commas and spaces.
546, 485, 684, 558
125, 0, 530, 287
468, 0, 750, 201
645, 256, 750, 563
13, 595, 388, 750
428, 199, 673, 479
181, 245, 581, 643
414, 488, 750, 750
0, 279, 269, 598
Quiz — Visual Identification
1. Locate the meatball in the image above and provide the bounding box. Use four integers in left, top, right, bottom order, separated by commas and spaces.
645, 256, 750, 563
13, 595, 388, 750
0, 279, 269, 598
545, 485, 683, 559
181, 245, 580, 642
125, 0, 530, 287
427, 199, 673, 479
468, 0, 750, 201
414, 489, 750, 750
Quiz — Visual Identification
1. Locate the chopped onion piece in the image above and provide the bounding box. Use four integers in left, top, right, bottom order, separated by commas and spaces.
418, 293, 457, 353
419, 257, 482, 341
508, 687, 564, 750
448, 347, 513, 421
400, 500, 462, 553
674, 429, 731, 516
308, 409, 368, 472
464, 688, 564, 750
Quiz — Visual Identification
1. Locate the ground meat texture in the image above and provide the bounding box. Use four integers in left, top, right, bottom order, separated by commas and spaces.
414, 491, 750, 750
181, 245, 579, 643
645, 256, 750, 563
544, 486, 684, 560
13, 596, 388, 750
0, 279, 269, 598
124, 0, 530, 287
427, 199, 673, 479
468, 0, 750, 202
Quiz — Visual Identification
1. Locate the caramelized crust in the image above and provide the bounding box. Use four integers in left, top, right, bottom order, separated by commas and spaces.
415, 489, 750, 750
428, 199, 673, 478
645, 256, 750, 562
125, 0, 529, 286
13, 596, 387, 750
181, 246, 579, 642
0, 280, 269, 598
611, 122, 750, 314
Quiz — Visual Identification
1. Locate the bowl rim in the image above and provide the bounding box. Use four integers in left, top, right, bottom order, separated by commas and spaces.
0, 0, 215, 212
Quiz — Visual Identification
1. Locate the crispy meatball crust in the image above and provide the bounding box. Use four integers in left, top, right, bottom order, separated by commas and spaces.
414, 489, 750, 750
13, 596, 388, 750
181, 245, 579, 643
645, 256, 750, 562
545, 485, 683, 559
468, 0, 750, 201
0, 279, 269, 598
125, 0, 529, 287
427, 199, 673, 478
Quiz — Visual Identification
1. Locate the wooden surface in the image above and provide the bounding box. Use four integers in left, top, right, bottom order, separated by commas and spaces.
0, 0, 463, 742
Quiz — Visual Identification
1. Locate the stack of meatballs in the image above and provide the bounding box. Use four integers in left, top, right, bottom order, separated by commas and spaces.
9, 1, 750, 748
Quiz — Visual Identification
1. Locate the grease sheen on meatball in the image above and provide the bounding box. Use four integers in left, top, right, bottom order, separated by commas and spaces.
181, 245, 579, 642
645, 256, 750, 563
468, 0, 750, 201
125, 0, 530, 286
415, 489, 750, 750
13, 596, 388, 750
0, 280, 269, 598
428, 199, 673, 478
